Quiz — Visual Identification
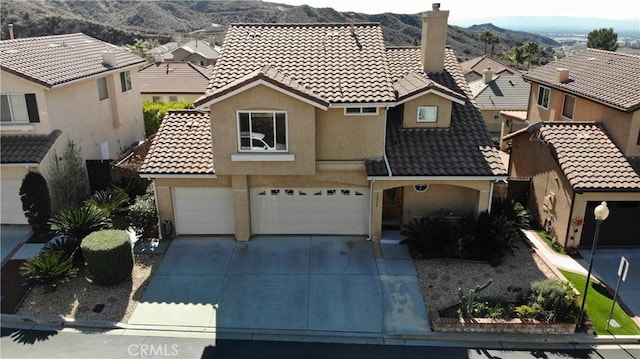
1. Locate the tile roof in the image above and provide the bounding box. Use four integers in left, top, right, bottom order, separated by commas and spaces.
508, 122, 640, 191
140, 110, 214, 175
1, 130, 61, 164
173, 40, 220, 60
202, 23, 395, 104
460, 56, 519, 77
0, 33, 145, 88
473, 75, 530, 110
500, 110, 528, 121
523, 49, 640, 112
381, 48, 507, 177
139, 62, 210, 94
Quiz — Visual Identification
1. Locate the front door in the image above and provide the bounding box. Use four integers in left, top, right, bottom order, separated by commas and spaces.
382, 187, 403, 228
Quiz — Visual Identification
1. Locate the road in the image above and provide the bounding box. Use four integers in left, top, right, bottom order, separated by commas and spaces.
1, 326, 639, 359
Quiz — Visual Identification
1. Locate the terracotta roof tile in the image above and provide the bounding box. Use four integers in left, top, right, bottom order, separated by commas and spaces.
140, 110, 213, 175
202, 23, 395, 104
0, 33, 145, 88
523, 49, 640, 112
139, 62, 210, 94
1, 130, 61, 164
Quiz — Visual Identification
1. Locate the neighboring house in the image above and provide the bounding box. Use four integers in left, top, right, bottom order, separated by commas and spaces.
138, 62, 211, 103
0, 33, 146, 224
469, 70, 530, 146
144, 42, 179, 63
140, 5, 506, 241
504, 49, 640, 248
168, 40, 220, 66
460, 55, 519, 84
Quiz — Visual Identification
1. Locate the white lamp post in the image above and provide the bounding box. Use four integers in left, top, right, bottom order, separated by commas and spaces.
577, 201, 610, 331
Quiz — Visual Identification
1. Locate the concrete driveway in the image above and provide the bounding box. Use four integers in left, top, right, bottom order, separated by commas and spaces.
1, 225, 31, 266
129, 236, 430, 339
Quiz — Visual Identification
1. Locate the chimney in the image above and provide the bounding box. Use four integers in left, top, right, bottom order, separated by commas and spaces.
421, 3, 449, 73
8, 24, 14, 39
102, 51, 116, 67
556, 68, 570, 83
482, 67, 494, 84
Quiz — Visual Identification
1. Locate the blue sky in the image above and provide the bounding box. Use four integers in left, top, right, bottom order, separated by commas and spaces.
273, 0, 640, 24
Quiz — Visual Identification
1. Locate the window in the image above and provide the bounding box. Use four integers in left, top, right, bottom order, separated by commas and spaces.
562, 94, 576, 119
120, 71, 132, 92
493, 111, 501, 120
152, 96, 162, 103
238, 111, 287, 152
1, 94, 39, 123
414, 184, 429, 192
417, 106, 437, 122
537, 86, 550, 109
169, 96, 178, 102
344, 107, 378, 115
97, 77, 109, 101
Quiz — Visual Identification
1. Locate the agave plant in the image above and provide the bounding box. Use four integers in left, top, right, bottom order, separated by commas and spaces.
20, 251, 79, 292
85, 189, 130, 216
49, 205, 111, 243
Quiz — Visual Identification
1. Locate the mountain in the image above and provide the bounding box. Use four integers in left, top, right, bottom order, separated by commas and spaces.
0, 0, 559, 61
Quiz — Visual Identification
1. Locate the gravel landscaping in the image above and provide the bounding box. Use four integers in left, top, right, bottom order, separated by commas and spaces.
16, 254, 162, 323
415, 237, 558, 313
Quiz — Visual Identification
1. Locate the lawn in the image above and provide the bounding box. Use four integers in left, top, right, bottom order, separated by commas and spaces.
536, 230, 566, 255
560, 270, 640, 335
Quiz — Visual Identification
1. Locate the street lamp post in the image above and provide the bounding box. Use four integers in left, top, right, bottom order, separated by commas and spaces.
577, 201, 610, 332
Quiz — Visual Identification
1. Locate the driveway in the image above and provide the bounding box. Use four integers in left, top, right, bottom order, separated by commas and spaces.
128, 236, 430, 338
1, 225, 31, 266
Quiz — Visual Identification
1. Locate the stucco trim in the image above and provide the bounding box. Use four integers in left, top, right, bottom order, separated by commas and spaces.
231, 153, 295, 162
48, 62, 145, 89
367, 175, 507, 181
140, 173, 217, 179
395, 88, 466, 106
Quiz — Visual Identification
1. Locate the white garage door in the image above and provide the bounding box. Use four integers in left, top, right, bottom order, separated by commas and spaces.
251, 188, 369, 235
173, 188, 234, 235
1, 179, 28, 224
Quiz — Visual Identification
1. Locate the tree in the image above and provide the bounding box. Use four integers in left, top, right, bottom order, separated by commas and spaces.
587, 28, 618, 51
20, 171, 52, 234
142, 100, 193, 136
125, 38, 160, 57
488, 34, 500, 58
480, 30, 494, 55
523, 42, 540, 70
47, 140, 90, 212
502, 45, 525, 70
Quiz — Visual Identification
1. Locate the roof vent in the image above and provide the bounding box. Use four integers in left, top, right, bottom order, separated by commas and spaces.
555, 68, 569, 83
102, 51, 117, 67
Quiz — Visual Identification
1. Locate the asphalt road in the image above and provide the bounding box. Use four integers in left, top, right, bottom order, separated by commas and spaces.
1, 326, 639, 359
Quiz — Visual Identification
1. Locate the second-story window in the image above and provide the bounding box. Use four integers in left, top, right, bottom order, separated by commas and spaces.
537, 86, 550, 109
417, 106, 438, 123
0, 94, 39, 123
344, 107, 378, 115
97, 77, 109, 101
120, 71, 132, 92
152, 96, 162, 103
238, 111, 287, 152
562, 94, 576, 119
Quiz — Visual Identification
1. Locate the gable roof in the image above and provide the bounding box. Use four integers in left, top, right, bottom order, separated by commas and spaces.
1, 130, 61, 165
460, 56, 519, 77
523, 49, 640, 112
473, 74, 530, 110
200, 23, 395, 105
140, 110, 214, 176
139, 62, 210, 94
172, 40, 220, 60
506, 122, 640, 191
0, 33, 145, 88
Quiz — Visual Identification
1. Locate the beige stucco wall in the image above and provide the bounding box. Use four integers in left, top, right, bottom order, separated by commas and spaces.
316, 108, 385, 160
480, 109, 503, 134
209, 85, 317, 176
141, 93, 201, 103
402, 93, 452, 128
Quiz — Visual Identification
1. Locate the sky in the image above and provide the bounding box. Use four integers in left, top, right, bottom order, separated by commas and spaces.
272, 0, 640, 24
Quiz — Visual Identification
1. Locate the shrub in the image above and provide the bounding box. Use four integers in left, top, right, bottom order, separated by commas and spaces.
129, 186, 158, 239
529, 279, 579, 323
142, 101, 193, 136
400, 217, 466, 258
514, 305, 536, 320
49, 205, 111, 244
112, 177, 148, 204
19, 171, 52, 234
41, 235, 77, 260
463, 212, 520, 266
491, 198, 531, 229
81, 230, 134, 285
20, 251, 78, 292
85, 189, 130, 217
47, 140, 90, 212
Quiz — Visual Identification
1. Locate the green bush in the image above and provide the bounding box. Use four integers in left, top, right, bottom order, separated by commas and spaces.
529, 279, 579, 323
20, 251, 78, 292
81, 230, 134, 286
400, 217, 467, 258
514, 305, 536, 320
41, 236, 77, 260
491, 198, 531, 229
47, 140, 90, 212
19, 171, 52, 234
85, 189, 130, 217
462, 212, 520, 266
112, 177, 149, 204
49, 205, 111, 244
142, 101, 193, 136
129, 186, 158, 239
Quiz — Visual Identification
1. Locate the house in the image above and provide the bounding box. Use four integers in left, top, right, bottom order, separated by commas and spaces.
0, 33, 146, 224
144, 42, 179, 63
504, 49, 640, 248
138, 62, 211, 103
469, 70, 530, 147
460, 55, 519, 84
140, 5, 506, 241
168, 40, 220, 66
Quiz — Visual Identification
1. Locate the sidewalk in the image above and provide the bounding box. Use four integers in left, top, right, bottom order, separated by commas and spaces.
522, 230, 587, 275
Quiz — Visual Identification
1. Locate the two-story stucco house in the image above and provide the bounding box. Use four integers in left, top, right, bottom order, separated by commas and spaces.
1, 33, 146, 224
138, 61, 211, 104
504, 49, 640, 248
140, 5, 507, 241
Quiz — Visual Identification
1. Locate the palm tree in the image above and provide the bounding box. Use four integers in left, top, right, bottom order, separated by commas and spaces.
501, 45, 525, 70
488, 34, 500, 58
523, 42, 540, 70
480, 30, 494, 55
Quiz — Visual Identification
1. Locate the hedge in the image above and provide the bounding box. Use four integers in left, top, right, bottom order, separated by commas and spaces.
81, 230, 134, 286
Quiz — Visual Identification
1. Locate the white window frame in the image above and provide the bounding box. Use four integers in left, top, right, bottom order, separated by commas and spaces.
536, 86, 550, 109
237, 110, 288, 153
344, 107, 379, 116
417, 106, 438, 123
561, 94, 576, 120
414, 184, 429, 192
97, 77, 109, 101
120, 71, 132, 92
0, 94, 29, 123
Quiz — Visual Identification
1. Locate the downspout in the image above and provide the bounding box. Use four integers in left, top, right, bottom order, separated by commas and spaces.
151, 180, 162, 239
368, 179, 374, 241
383, 106, 392, 177
565, 190, 576, 249
488, 180, 495, 213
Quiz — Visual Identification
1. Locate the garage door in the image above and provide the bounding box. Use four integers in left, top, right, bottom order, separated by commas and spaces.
173, 188, 234, 235
1, 179, 28, 224
251, 188, 369, 235
580, 201, 640, 247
